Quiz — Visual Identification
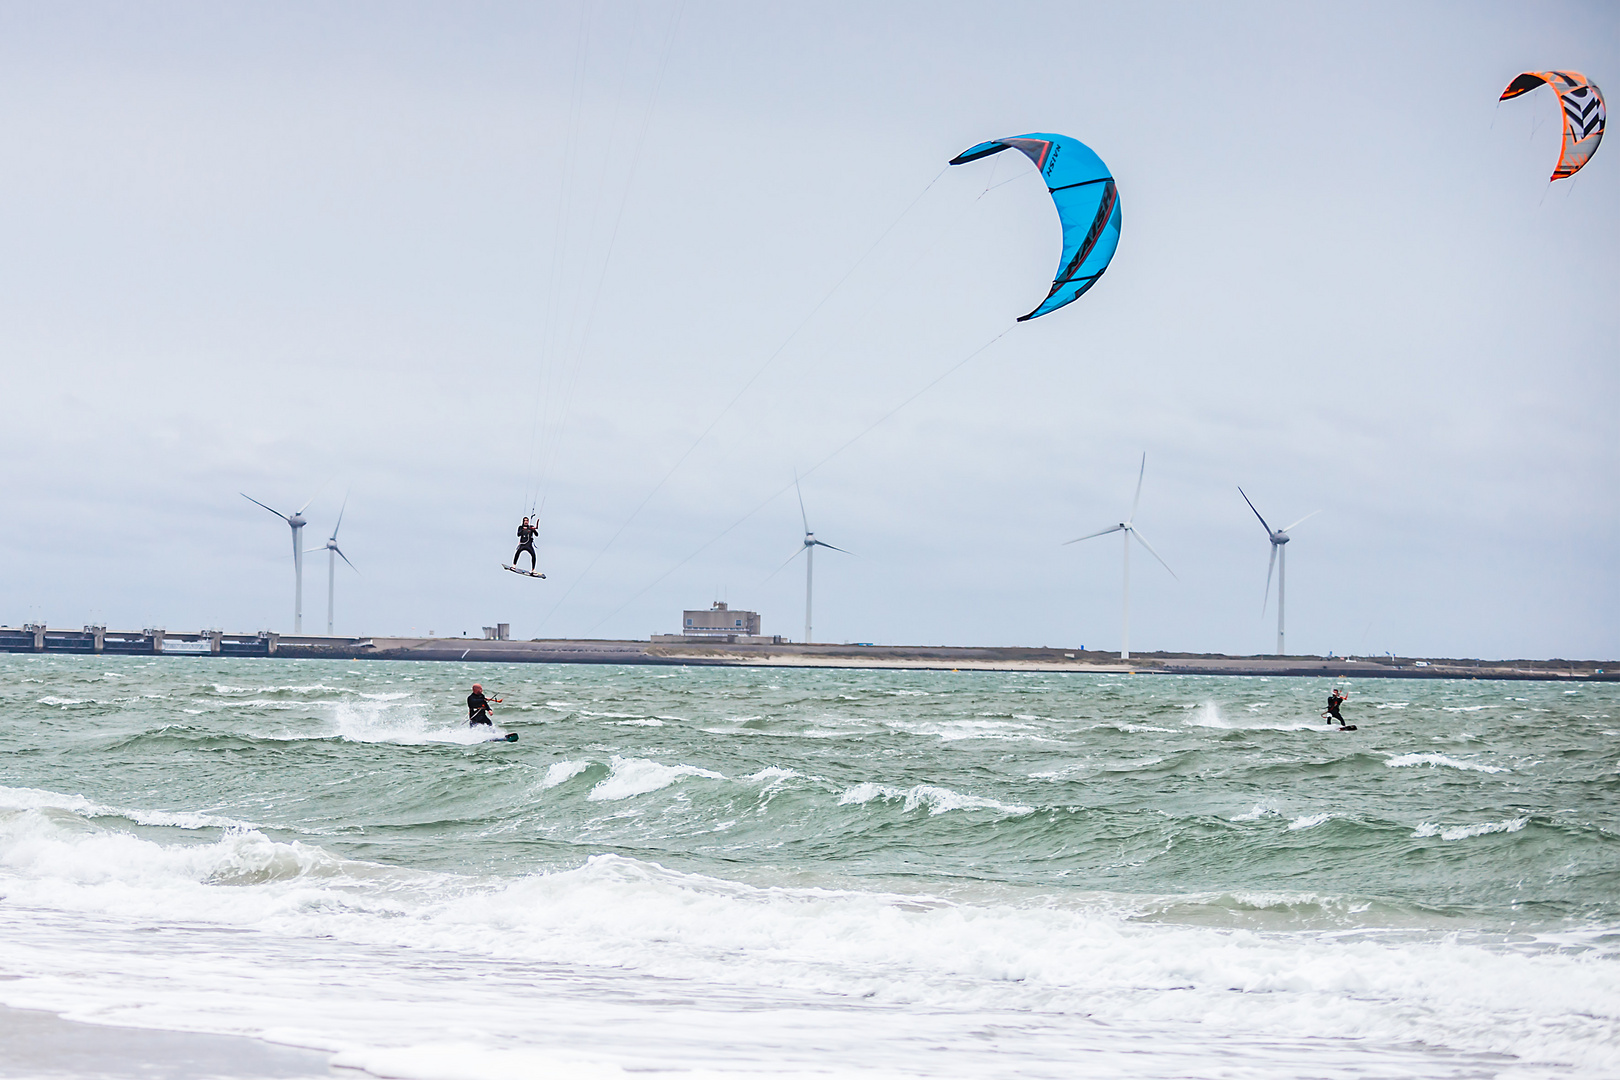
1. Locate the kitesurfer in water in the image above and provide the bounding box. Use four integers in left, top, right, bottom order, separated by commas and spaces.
513, 517, 539, 572
1325, 688, 1349, 728
467, 683, 498, 727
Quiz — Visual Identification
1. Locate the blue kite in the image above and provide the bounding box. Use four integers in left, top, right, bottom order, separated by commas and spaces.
950, 133, 1121, 321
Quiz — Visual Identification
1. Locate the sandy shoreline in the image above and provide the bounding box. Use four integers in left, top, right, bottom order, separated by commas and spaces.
0, 1004, 335, 1079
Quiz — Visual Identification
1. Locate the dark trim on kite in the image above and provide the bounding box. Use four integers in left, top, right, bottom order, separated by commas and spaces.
1015, 271, 1105, 322
948, 144, 1012, 166
1047, 176, 1114, 193
1052, 180, 1117, 286
1500, 72, 1549, 100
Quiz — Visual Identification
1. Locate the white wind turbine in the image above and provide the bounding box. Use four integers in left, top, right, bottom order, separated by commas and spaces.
242, 491, 318, 634
1064, 453, 1176, 661
1238, 487, 1319, 656
774, 476, 850, 644
312, 495, 358, 636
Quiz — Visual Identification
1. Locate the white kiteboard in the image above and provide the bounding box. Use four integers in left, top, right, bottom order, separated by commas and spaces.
503, 564, 546, 578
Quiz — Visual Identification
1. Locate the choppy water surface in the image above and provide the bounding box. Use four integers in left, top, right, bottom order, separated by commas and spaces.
1, 655, 1616, 1078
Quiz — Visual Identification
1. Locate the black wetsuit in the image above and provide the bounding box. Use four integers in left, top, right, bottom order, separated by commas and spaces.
467, 690, 493, 727
1326, 693, 1346, 725
514, 522, 538, 571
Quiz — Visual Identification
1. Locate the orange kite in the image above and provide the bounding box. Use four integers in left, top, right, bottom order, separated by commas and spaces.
1500, 71, 1605, 181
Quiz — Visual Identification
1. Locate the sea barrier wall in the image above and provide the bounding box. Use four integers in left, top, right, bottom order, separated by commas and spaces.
4, 624, 1610, 680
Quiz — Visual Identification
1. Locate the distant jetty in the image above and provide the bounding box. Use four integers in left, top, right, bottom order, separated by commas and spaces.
1, 623, 1611, 680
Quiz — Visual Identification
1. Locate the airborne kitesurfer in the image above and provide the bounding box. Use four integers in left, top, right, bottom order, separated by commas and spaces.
513, 517, 539, 572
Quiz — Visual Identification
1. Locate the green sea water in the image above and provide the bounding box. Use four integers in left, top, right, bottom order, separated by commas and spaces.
1, 654, 1617, 1078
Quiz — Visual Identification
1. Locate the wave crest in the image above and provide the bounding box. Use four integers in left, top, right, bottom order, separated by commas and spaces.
1385, 754, 1505, 774
837, 782, 1033, 817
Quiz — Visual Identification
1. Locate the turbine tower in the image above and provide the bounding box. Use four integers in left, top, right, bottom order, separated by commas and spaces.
1238, 487, 1319, 656
792, 477, 849, 644
313, 495, 358, 636
1064, 453, 1176, 661
242, 491, 318, 634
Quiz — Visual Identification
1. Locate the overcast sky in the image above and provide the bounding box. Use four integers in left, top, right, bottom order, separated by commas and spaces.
1, 1, 1614, 659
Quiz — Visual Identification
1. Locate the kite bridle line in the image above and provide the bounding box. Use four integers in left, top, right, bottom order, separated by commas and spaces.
580, 321, 1015, 637
519, 3, 687, 523
518, 0, 590, 522
530, 1, 688, 518
534, 163, 954, 633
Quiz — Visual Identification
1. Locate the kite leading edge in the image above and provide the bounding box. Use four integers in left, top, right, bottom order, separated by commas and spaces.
950, 133, 1122, 321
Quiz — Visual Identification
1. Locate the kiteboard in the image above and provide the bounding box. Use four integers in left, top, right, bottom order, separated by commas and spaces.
471, 726, 518, 742
503, 564, 546, 579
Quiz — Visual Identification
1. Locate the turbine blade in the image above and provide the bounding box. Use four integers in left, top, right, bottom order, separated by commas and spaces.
295, 479, 330, 516
794, 470, 809, 535
331, 491, 349, 541
1063, 524, 1124, 545
1130, 528, 1177, 580
1262, 543, 1277, 617
334, 546, 358, 573
241, 493, 290, 522
1238, 487, 1272, 534
1129, 452, 1147, 522
813, 540, 852, 555
761, 547, 805, 584
1283, 509, 1321, 533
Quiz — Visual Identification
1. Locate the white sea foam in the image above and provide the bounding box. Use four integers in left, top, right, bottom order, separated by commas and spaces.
889, 718, 1054, 743
1183, 702, 1317, 731
211, 683, 352, 696
1029, 764, 1091, 781
1385, 753, 1506, 773
0, 785, 265, 832
1287, 813, 1333, 831
1091, 721, 1176, 734
1412, 817, 1529, 841
332, 1046, 635, 1080
0, 817, 1616, 1078
838, 783, 1033, 817
587, 757, 724, 801
315, 698, 498, 746
745, 767, 800, 788
542, 761, 591, 789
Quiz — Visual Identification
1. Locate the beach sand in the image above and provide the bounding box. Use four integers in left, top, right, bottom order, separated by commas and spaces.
0, 1005, 334, 1079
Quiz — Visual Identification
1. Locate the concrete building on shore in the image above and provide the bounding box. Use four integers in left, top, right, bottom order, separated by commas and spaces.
650, 601, 782, 645
684, 601, 759, 636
